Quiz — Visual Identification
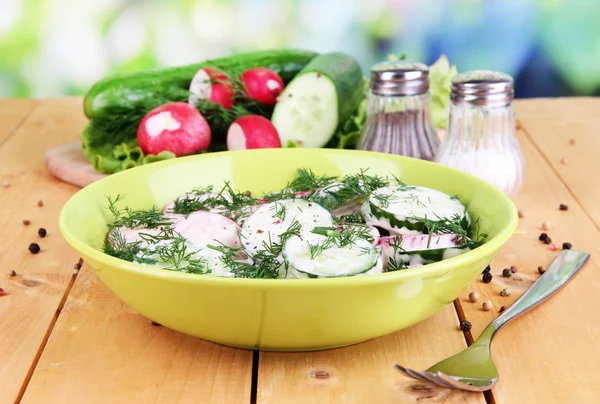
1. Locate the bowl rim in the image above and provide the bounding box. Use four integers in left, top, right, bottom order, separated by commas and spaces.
59, 148, 518, 288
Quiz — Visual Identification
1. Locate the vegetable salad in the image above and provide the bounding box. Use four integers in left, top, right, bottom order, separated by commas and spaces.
103, 169, 486, 279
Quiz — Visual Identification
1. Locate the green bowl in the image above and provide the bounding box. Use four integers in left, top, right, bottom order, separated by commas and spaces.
59, 149, 517, 351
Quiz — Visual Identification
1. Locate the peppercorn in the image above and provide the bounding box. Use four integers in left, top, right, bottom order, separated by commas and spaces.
482, 265, 491, 274
502, 268, 512, 278
74, 263, 82, 270
468, 291, 480, 302
539, 232, 548, 241
37, 200, 44, 207
569, 138, 575, 145
559, 204, 568, 211
482, 272, 493, 283
8, 270, 16, 277
459, 320, 472, 332
2, 179, 9, 187
538, 266, 546, 274
0, 287, 6, 296
28, 243, 40, 254
243, 190, 251, 197
499, 306, 507, 313
500, 288, 511, 297
542, 221, 552, 231
38, 228, 47, 238
561, 157, 569, 165
518, 210, 525, 219
562, 242, 572, 250
482, 301, 493, 311
149, 320, 161, 327
510, 265, 518, 273
22, 219, 31, 226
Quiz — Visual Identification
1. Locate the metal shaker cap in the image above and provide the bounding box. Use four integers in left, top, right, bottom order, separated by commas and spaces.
451, 70, 514, 107
370, 60, 430, 96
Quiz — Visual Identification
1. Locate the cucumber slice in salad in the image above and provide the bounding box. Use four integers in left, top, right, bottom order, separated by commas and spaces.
271, 53, 364, 148
240, 199, 333, 257
283, 234, 379, 278
363, 185, 469, 235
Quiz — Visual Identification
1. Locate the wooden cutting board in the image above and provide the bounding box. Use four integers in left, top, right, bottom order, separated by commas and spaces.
45, 141, 107, 188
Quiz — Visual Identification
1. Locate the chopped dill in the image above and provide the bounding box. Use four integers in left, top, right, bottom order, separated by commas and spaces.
385, 236, 408, 271
103, 229, 157, 264
289, 168, 336, 192
307, 225, 374, 260
106, 195, 171, 229
333, 212, 366, 225
271, 201, 287, 222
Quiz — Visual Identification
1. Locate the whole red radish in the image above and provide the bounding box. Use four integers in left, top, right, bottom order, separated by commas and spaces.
189, 67, 235, 109
137, 102, 211, 157
240, 68, 284, 106
227, 115, 281, 150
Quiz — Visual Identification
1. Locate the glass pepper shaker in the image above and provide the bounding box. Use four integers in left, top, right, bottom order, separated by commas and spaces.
434, 71, 526, 198
357, 61, 440, 160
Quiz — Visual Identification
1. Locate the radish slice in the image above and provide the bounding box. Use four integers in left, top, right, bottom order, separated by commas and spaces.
189, 67, 235, 109
109, 227, 163, 250
137, 102, 211, 156
173, 211, 241, 249
240, 67, 284, 106
227, 115, 281, 150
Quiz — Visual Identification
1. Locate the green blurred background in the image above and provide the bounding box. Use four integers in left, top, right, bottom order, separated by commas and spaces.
1, 0, 599, 98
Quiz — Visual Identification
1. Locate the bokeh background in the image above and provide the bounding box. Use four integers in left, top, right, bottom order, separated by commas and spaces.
1, 0, 599, 98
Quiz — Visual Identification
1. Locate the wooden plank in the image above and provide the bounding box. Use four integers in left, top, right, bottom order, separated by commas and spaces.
0, 98, 39, 144
457, 125, 600, 403
515, 97, 600, 228
258, 305, 485, 404
21, 265, 253, 404
0, 98, 86, 403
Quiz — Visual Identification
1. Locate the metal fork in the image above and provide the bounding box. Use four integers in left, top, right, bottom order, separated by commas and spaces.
394, 249, 591, 392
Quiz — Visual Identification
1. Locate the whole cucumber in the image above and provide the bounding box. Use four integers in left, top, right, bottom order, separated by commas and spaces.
84, 49, 319, 119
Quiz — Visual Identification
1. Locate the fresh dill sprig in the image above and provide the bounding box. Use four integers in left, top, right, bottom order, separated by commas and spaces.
310, 169, 390, 210
307, 225, 374, 260
385, 236, 407, 271
153, 235, 210, 274
106, 195, 171, 229
271, 201, 287, 222
102, 229, 157, 265
172, 195, 211, 215
450, 194, 461, 201
289, 168, 337, 192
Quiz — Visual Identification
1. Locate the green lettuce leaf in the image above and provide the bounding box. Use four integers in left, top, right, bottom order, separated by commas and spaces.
429, 54, 458, 129
81, 122, 175, 173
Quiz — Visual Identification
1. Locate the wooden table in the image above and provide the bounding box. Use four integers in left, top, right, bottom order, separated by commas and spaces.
1, 97, 600, 404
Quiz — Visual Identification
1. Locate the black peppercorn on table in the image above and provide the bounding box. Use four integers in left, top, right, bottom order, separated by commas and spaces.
0, 97, 599, 404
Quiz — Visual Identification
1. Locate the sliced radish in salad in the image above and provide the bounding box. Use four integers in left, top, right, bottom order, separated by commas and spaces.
173, 211, 241, 249
240, 67, 284, 106
188, 67, 235, 109
227, 115, 281, 150
137, 102, 211, 156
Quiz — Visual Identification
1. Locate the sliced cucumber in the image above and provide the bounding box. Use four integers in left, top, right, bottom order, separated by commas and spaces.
363, 185, 469, 235
240, 199, 333, 257
271, 53, 363, 148
283, 233, 378, 278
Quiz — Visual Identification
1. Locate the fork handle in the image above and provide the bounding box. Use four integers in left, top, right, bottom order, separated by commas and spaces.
474, 249, 590, 346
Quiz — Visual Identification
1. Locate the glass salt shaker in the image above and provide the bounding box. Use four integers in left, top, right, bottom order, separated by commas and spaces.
434, 71, 526, 198
357, 61, 440, 160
